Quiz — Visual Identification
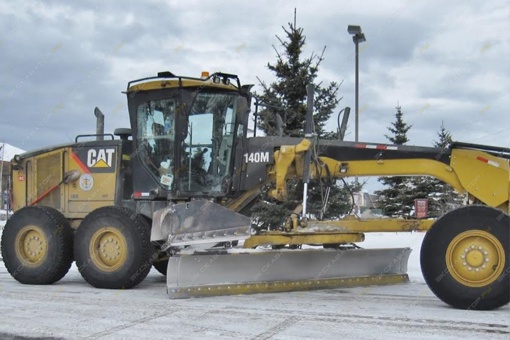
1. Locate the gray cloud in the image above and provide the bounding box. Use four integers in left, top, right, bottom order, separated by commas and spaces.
0, 0, 508, 155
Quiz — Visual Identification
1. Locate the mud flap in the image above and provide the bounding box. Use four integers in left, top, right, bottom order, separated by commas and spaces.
167, 247, 411, 298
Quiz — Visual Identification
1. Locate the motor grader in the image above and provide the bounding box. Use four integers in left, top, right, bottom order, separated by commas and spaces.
1, 71, 508, 310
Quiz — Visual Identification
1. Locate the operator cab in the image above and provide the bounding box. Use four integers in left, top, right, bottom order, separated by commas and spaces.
126, 72, 250, 199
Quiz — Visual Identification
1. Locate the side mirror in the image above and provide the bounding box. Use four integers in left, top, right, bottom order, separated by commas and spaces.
275, 114, 284, 137
235, 96, 250, 130
338, 107, 350, 141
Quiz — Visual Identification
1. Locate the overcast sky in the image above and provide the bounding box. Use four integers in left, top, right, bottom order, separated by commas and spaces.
1, 0, 509, 154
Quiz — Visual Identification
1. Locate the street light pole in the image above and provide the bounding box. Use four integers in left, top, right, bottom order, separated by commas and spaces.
347, 25, 366, 145
354, 37, 359, 144
348, 25, 366, 209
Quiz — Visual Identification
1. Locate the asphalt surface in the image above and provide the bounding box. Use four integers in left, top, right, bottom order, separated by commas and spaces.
0, 261, 508, 340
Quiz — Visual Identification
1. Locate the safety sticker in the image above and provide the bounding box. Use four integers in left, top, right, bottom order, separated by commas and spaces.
79, 173, 94, 191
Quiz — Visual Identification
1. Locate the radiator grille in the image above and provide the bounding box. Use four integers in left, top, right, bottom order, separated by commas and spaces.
36, 153, 62, 209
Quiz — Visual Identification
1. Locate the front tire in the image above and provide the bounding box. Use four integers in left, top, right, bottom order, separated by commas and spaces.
74, 206, 153, 289
1, 206, 74, 284
421, 205, 509, 310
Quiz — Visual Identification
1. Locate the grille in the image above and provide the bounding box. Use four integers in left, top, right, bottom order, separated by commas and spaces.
36, 153, 62, 209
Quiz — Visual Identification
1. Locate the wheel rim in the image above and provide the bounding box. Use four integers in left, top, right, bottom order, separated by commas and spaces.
15, 225, 48, 267
89, 227, 128, 272
446, 230, 505, 287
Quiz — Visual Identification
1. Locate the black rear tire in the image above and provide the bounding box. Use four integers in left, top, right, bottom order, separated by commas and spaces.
74, 206, 153, 289
1, 206, 74, 284
421, 205, 509, 310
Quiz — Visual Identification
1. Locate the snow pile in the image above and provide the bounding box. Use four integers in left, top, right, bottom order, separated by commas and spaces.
0, 210, 12, 243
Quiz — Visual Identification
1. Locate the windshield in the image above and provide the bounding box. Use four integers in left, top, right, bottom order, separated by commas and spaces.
176, 91, 239, 194
136, 98, 176, 189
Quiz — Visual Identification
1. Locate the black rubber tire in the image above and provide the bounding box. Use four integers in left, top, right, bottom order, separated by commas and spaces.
421, 205, 509, 310
152, 259, 168, 276
1, 206, 74, 285
74, 206, 153, 289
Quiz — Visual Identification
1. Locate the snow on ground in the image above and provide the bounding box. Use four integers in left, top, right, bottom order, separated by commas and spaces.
0, 209, 10, 222
0, 210, 11, 245
0, 210, 8, 243
0, 232, 508, 340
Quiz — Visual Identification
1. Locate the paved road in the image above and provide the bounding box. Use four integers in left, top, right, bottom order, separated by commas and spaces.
0, 261, 508, 340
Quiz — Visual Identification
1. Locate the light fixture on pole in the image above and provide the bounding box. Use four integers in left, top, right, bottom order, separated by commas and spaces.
347, 25, 366, 145
348, 25, 366, 199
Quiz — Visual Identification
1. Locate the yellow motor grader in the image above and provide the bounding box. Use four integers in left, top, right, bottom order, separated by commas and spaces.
1, 71, 508, 310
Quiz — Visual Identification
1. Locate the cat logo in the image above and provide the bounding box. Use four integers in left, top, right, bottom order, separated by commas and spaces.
72, 146, 117, 174
87, 148, 115, 168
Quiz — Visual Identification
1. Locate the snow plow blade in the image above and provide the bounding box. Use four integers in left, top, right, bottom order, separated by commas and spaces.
167, 247, 411, 298
151, 200, 251, 247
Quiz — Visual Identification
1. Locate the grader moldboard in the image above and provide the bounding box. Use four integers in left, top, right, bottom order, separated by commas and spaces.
1, 71, 509, 310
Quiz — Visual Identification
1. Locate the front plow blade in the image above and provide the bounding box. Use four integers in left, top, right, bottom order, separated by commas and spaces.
167, 247, 411, 298
151, 200, 251, 248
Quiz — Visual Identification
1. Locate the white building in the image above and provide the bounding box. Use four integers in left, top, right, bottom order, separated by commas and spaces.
353, 191, 381, 215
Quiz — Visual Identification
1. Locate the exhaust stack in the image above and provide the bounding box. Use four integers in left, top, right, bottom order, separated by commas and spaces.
94, 107, 104, 141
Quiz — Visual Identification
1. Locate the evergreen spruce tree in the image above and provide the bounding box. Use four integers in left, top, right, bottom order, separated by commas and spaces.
376, 117, 464, 218
375, 106, 414, 217
257, 24, 339, 138
250, 16, 353, 232
384, 105, 411, 145
434, 121, 452, 149
416, 122, 464, 216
